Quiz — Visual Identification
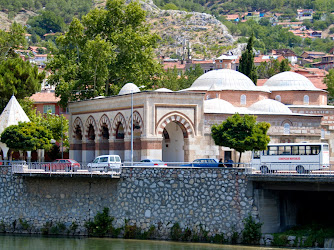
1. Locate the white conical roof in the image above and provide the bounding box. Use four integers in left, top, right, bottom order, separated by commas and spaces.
0, 96, 30, 135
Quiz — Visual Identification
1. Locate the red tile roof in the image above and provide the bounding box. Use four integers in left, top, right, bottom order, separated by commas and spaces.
30, 92, 60, 103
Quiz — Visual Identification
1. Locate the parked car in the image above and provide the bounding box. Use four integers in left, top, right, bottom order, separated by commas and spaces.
135, 159, 167, 167
44, 159, 80, 172
182, 158, 220, 167
87, 155, 122, 172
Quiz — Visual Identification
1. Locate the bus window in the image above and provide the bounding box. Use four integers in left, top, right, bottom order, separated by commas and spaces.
306, 146, 311, 155
310, 145, 320, 155
283, 146, 291, 155
278, 146, 284, 155
292, 146, 299, 155
299, 146, 306, 155
323, 145, 329, 151
269, 146, 278, 155
253, 151, 260, 159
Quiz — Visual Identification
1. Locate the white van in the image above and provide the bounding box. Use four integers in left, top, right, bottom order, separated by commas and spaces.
87, 155, 122, 172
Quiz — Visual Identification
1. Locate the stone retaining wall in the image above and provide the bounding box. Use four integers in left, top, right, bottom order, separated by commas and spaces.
0, 166, 257, 238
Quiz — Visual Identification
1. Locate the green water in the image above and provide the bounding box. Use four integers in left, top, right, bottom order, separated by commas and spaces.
0, 235, 299, 250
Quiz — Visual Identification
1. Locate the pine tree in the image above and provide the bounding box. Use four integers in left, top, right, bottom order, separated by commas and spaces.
239, 34, 257, 85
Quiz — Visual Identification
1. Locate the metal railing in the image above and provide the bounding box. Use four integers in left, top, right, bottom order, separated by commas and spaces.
250, 163, 334, 175
5, 160, 334, 176
8, 161, 121, 176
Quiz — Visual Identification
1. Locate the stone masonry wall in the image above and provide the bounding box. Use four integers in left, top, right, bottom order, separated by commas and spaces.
0, 166, 257, 238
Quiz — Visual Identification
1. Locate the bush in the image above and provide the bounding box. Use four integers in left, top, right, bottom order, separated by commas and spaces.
241, 215, 262, 245
85, 207, 113, 237
170, 222, 182, 241
272, 234, 288, 246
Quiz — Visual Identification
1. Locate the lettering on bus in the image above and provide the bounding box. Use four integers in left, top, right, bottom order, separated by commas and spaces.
278, 157, 301, 160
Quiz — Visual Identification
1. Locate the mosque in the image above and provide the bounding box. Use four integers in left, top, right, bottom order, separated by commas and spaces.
68, 69, 334, 164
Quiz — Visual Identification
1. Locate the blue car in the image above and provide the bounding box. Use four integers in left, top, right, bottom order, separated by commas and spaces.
183, 158, 220, 167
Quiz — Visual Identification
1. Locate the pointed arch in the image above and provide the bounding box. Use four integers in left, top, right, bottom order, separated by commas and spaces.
85, 116, 97, 140
72, 117, 84, 139
112, 112, 127, 137
156, 112, 195, 138
127, 111, 143, 135
98, 114, 111, 139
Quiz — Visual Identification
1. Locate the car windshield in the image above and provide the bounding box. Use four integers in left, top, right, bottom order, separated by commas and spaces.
152, 160, 163, 163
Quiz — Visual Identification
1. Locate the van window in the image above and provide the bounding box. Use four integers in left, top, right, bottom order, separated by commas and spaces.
109, 156, 115, 162
115, 156, 121, 162
93, 158, 99, 163
100, 157, 108, 163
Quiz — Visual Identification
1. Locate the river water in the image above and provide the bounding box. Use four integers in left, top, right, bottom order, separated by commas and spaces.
0, 234, 312, 250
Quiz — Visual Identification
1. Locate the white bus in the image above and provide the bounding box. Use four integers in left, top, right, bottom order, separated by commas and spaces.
251, 143, 330, 174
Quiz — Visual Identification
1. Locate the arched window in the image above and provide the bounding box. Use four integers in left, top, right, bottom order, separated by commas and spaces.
240, 94, 246, 105
303, 95, 309, 105
284, 123, 290, 135
275, 95, 281, 102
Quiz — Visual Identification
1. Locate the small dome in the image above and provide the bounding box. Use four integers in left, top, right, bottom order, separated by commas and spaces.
118, 83, 140, 95
264, 71, 319, 91
248, 99, 292, 114
204, 98, 236, 113
155, 88, 173, 92
188, 69, 259, 91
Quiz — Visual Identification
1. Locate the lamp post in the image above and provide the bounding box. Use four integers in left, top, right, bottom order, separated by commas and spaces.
131, 88, 134, 166
61, 114, 64, 159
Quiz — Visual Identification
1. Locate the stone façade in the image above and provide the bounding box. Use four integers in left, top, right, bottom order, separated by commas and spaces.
0, 166, 256, 238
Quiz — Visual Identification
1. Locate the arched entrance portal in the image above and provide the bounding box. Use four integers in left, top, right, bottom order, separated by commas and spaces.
162, 122, 185, 162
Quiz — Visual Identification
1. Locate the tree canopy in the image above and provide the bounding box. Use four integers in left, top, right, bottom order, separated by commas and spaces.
0, 56, 45, 112
239, 34, 257, 85
257, 58, 291, 79
19, 97, 69, 148
47, 0, 163, 108
156, 64, 203, 91
1, 122, 52, 152
27, 10, 66, 37
324, 69, 334, 101
0, 22, 27, 60
211, 113, 270, 163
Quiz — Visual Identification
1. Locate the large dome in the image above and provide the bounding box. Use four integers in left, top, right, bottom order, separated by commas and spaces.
118, 83, 141, 95
248, 99, 292, 114
188, 69, 259, 91
204, 98, 237, 113
264, 71, 320, 91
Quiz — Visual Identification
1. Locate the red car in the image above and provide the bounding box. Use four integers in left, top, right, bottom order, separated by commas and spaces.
44, 159, 81, 172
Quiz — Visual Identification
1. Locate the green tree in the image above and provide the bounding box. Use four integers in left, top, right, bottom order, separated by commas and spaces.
47, 0, 162, 109
1, 122, 53, 153
324, 69, 334, 101
279, 59, 291, 72
28, 10, 66, 37
0, 22, 27, 60
19, 98, 69, 148
0, 57, 45, 112
211, 113, 270, 163
239, 34, 258, 84
31, 112, 69, 148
